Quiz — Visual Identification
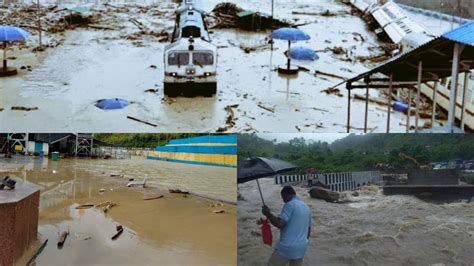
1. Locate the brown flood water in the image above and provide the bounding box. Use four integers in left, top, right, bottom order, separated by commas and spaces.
238, 179, 474, 266
1, 156, 236, 265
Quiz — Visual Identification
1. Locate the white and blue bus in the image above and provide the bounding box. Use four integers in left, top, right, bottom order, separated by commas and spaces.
163, 0, 217, 97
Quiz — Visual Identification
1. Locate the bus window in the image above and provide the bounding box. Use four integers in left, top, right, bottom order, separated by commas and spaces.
192, 53, 213, 67
182, 26, 201, 38
168, 52, 189, 66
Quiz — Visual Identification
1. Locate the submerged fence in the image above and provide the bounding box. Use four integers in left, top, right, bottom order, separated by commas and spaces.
275, 171, 382, 192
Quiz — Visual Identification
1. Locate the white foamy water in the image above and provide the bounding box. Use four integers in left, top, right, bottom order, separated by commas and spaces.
238, 178, 474, 265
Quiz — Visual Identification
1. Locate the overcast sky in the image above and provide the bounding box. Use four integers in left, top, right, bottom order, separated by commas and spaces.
257, 133, 354, 144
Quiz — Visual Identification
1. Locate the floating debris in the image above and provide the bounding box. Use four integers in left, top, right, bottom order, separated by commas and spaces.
321, 87, 343, 97
57, 231, 69, 248
328, 46, 347, 55
11, 106, 39, 111
144, 195, 164, 201
257, 104, 275, 113
144, 88, 159, 93
169, 189, 189, 195
209, 2, 292, 30
26, 239, 48, 266
217, 104, 239, 132
111, 224, 124, 240
127, 176, 147, 187
103, 202, 117, 213
75, 204, 94, 209
127, 116, 157, 127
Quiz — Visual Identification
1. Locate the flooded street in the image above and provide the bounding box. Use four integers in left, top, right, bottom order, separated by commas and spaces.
1, 155, 236, 265
238, 179, 474, 265
0, 0, 439, 133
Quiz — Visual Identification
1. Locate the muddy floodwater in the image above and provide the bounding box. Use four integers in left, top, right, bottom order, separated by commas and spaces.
238, 179, 474, 265
0, 0, 451, 133
1, 156, 236, 265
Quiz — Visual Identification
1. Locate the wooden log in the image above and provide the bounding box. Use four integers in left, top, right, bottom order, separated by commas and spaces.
27, 239, 48, 266
354, 93, 388, 106
127, 116, 157, 127
11, 106, 39, 111
95, 201, 110, 208
103, 202, 116, 213
129, 18, 146, 30
75, 204, 94, 209
111, 226, 124, 240
315, 70, 346, 80
169, 189, 189, 194
57, 231, 69, 247
257, 104, 275, 113
144, 195, 164, 200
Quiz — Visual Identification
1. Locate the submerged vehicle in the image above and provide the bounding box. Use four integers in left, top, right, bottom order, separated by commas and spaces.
163, 0, 218, 97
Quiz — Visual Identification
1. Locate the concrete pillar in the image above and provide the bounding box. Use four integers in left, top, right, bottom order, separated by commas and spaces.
0, 184, 39, 265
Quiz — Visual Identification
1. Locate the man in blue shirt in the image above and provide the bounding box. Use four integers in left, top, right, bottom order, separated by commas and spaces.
262, 186, 312, 266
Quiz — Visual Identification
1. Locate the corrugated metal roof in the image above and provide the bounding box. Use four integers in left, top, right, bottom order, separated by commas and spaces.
345, 21, 474, 85
442, 20, 474, 46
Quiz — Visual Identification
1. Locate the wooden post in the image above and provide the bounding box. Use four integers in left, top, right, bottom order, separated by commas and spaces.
407, 88, 412, 133
431, 81, 438, 127
461, 72, 469, 131
386, 74, 393, 133
347, 89, 351, 133
415, 61, 422, 133
448, 43, 464, 133
364, 84, 369, 133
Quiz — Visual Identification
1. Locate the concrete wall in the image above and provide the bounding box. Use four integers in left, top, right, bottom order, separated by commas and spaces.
148, 135, 237, 167
407, 169, 460, 185
0, 184, 40, 265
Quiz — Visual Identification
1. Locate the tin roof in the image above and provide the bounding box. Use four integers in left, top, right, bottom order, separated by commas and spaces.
443, 20, 474, 46
345, 20, 474, 85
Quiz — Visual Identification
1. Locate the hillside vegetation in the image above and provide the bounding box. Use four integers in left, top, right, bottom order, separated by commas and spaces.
238, 134, 474, 172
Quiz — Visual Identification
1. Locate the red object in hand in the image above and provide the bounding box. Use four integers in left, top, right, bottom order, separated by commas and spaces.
261, 218, 273, 246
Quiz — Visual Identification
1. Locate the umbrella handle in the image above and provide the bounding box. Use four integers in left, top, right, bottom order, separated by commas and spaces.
256, 179, 265, 206
3, 41, 7, 70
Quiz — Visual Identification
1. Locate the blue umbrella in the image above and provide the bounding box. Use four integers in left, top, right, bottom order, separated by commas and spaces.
270, 28, 311, 70
0, 26, 29, 71
271, 27, 310, 41
95, 98, 129, 110
289, 47, 319, 61
0, 26, 30, 42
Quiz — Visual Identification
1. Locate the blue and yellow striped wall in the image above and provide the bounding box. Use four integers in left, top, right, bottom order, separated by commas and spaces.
147, 135, 237, 167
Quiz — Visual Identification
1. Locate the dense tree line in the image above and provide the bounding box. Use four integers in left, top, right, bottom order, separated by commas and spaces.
95, 133, 218, 148
238, 134, 474, 172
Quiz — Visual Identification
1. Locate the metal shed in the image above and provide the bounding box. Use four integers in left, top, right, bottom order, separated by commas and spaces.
345, 20, 474, 133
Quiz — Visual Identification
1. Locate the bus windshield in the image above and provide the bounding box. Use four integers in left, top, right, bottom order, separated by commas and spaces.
192, 52, 213, 67
168, 52, 189, 67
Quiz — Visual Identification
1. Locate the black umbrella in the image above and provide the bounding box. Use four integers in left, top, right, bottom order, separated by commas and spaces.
238, 157, 297, 205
